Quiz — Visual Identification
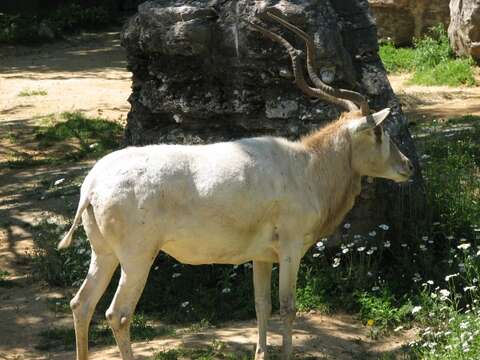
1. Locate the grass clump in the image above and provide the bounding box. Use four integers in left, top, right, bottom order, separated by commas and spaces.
380, 25, 476, 86
411, 58, 475, 86
0, 111, 123, 169
152, 341, 250, 360
18, 88, 48, 97
356, 290, 413, 337
38, 313, 173, 350
296, 282, 329, 313
35, 111, 123, 158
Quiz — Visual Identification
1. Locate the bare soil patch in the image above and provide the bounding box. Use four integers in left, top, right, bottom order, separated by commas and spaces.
49, 313, 416, 360
390, 73, 480, 123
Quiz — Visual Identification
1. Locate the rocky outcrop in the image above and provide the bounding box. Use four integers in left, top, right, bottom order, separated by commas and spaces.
449, 0, 480, 61
121, 0, 423, 237
369, 0, 450, 45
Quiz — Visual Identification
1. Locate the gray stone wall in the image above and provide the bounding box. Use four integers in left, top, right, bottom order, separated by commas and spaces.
369, 0, 450, 46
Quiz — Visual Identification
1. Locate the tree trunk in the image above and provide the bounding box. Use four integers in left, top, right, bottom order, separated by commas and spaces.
121, 0, 424, 244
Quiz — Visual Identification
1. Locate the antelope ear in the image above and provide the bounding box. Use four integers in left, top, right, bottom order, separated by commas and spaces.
348, 108, 391, 134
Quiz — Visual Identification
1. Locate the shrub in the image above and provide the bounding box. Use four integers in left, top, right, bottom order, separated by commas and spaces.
0, 3, 114, 44
0, 14, 43, 43
413, 25, 452, 70
47, 3, 111, 34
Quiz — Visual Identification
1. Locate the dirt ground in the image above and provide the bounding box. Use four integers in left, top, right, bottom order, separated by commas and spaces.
0, 29, 478, 359
390, 74, 480, 121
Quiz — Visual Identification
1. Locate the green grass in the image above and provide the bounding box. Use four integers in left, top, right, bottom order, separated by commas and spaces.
403, 115, 480, 358
409, 258, 480, 359
151, 342, 318, 360
380, 25, 476, 86
152, 341, 250, 360
0, 111, 123, 169
2, 156, 52, 169
18, 89, 48, 97
30, 220, 91, 287
412, 26, 452, 70
414, 310, 480, 359
379, 42, 416, 73
38, 314, 174, 351
419, 115, 480, 234
296, 283, 329, 313
35, 111, 123, 158
410, 58, 475, 86
46, 297, 72, 314
184, 319, 213, 333
356, 290, 413, 337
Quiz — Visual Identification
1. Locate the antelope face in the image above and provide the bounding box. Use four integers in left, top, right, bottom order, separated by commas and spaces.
349, 109, 414, 183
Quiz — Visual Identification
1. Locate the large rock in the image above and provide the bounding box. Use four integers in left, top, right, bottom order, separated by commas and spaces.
369, 0, 450, 45
121, 0, 423, 238
449, 0, 480, 61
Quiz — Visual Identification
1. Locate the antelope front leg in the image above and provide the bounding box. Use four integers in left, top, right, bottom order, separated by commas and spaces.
279, 245, 301, 360
253, 261, 273, 359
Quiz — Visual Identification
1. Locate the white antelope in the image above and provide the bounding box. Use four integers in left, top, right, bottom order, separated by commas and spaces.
59, 11, 414, 360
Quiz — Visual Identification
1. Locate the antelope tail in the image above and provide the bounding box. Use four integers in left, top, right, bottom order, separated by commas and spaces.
58, 192, 91, 249
58, 175, 95, 250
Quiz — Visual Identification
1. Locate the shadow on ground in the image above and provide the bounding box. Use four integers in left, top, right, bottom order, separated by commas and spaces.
0, 30, 128, 80
47, 314, 413, 360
